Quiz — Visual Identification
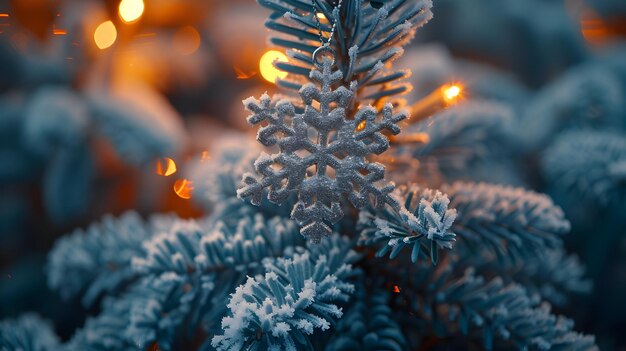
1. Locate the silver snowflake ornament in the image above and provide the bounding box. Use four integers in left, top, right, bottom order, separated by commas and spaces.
238, 56, 407, 242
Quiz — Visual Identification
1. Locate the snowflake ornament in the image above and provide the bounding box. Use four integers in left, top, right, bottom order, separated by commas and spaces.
238, 52, 407, 242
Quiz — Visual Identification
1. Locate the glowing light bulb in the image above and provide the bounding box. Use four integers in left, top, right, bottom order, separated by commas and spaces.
442, 85, 462, 103
155, 158, 177, 176
259, 50, 288, 83
94, 21, 117, 49
119, 0, 144, 23
410, 83, 465, 123
173, 179, 194, 199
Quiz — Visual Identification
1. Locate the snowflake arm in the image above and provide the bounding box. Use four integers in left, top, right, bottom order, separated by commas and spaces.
239, 58, 407, 242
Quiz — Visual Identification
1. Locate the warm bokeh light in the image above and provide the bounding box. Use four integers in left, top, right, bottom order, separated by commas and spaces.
442, 84, 462, 103
0, 13, 10, 17
173, 26, 201, 55
234, 66, 256, 80
393, 285, 401, 293
200, 151, 210, 162
173, 179, 194, 199
94, 21, 117, 49
580, 9, 609, 45
119, 0, 145, 23
155, 157, 177, 176
52, 28, 67, 35
259, 50, 288, 83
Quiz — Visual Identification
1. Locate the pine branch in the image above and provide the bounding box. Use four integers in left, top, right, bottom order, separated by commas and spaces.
212, 242, 358, 351
442, 182, 570, 266
0, 314, 60, 351
258, 0, 433, 105
542, 130, 626, 210
519, 65, 624, 152
46, 211, 179, 307
358, 184, 457, 264
324, 288, 408, 350
389, 261, 597, 351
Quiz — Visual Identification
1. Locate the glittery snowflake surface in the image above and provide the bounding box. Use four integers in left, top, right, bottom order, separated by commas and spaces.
238, 57, 407, 242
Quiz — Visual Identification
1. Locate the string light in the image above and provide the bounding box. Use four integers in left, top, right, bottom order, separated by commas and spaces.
410, 83, 463, 123
390, 133, 430, 144
259, 50, 288, 83
119, 0, 145, 23
94, 21, 117, 49
443, 85, 461, 102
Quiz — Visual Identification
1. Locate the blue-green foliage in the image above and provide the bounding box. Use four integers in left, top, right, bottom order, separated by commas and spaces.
520, 65, 624, 152
324, 289, 407, 351
399, 45, 530, 110
259, 0, 433, 101
2, 25, 185, 225
65, 297, 135, 351
441, 182, 590, 306
46, 211, 177, 307
0, 1, 606, 350
442, 182, 570, 265
188, 133, 294, 223
508, 248, 591, 307
390, 264, 597, 351
359, 185, 457, 264
542, 130, 626, 211
390, 102, 518, 187
59, 213, 319, 350
86, 85, 185, 166
0, 314, 60, 351
211, 241, 358, 351
357, 180, 596, 350
23, 88, 89, 156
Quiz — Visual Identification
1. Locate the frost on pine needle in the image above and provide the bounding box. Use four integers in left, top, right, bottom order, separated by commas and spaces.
239, 58, 407, 242
260, 0, 433, 101
392, 264, 598, 351
359, 184, 457, 264
212, 249, 356, 351
443, 182, 570, 265
0, 314, 60, 351
47, 211, 178, 307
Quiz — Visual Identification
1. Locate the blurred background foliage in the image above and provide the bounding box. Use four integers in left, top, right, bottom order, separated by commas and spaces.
0, 0, 625, 349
